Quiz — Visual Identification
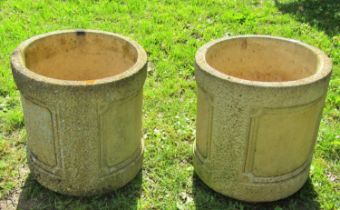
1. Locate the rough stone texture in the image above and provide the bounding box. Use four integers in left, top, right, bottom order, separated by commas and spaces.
194, 35, 332, 202
11, 30, 147, 196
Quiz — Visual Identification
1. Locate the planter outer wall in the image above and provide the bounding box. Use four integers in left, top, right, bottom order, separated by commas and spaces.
194, 36, 332, 202
11, 30, 147, 196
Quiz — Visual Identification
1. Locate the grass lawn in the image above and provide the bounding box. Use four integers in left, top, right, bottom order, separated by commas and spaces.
0, 0, 339, 209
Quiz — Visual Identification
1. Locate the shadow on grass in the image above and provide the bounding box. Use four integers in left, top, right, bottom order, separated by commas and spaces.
275, 0, 340, 37
17, 171, 143, 210
192, 173, 320, 210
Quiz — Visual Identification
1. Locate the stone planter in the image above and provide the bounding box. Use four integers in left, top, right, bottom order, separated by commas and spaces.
194, 35, 332, 202
11, 30, 147, 196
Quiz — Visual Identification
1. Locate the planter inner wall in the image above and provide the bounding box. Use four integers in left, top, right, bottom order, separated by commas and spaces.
206, 38, 319, 82
24, 32, 138, 80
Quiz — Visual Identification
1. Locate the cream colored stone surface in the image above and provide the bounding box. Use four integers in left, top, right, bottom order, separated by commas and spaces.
11, 30, 147, 196
194, 35, 332, 202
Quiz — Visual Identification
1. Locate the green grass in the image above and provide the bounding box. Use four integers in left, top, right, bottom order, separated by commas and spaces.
0, 0, 339, 209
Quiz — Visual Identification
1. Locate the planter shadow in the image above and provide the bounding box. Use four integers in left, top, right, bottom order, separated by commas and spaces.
16, 171, 143, 210
274, 0, 340, 36
192, 173, 320, 210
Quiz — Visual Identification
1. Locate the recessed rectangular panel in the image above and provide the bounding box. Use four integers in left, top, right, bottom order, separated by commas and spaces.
246, 98, 323, 178
22, 97, 57, 168
101, 92, 142, 168
196, 87, 213, 159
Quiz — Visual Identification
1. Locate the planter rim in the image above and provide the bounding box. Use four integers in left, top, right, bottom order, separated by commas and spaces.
195, 35, 332, 88
11, 29, 147, 87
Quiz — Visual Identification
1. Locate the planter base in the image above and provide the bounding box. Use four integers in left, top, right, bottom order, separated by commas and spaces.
29, 149, 143, 196
194, 146, 309, 202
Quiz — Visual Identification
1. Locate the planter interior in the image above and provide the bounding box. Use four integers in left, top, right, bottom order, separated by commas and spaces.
24, 31, 138, 81
205, 37, 319, 82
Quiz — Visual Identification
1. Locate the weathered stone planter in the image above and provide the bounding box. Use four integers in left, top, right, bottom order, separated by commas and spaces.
11, 30, 147, 196
194, 35, 331, 202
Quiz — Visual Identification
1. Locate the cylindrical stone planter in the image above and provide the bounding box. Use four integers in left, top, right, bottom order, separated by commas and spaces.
194, 35, 332, 202
11, 30, 147, 196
